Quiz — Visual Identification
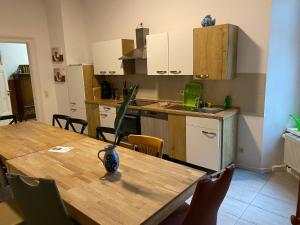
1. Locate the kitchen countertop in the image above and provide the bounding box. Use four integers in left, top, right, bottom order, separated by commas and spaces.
85, 99, 239, 120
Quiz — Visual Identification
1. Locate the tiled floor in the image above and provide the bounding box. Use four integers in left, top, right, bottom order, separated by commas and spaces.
186, 168, 298, 225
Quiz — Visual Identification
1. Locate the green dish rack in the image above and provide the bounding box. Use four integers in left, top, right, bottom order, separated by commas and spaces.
184, 82, 204, 108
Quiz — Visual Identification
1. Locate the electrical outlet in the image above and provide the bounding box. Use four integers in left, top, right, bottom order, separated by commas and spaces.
238, 147, 244, 153
177, 90, 184, 96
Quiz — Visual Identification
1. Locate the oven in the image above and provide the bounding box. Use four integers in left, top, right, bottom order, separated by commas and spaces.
119, 108, 141, 140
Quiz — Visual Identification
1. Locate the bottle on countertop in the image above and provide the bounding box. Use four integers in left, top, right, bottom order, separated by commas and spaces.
224, 96, 232, 109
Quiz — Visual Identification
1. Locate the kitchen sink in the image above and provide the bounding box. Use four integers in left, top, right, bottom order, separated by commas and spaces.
166, 105, 223, 114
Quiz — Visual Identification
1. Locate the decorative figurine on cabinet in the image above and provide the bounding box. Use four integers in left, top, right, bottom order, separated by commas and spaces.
201, 15, 216, 27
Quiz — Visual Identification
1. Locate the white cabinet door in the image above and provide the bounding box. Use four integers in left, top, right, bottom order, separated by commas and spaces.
169, 30, 193, 75
67, 65, 85, 109
186, 117, 221, 170
99, 105, 116, 142
146, 33, 169, 75
0, 67, 12, 116
92, 39, 124, 76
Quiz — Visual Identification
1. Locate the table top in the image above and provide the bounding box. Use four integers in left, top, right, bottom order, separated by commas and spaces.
7, 136, 205, 225
0, 121, 85, 162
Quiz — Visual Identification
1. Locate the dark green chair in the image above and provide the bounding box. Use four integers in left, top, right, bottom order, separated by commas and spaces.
7, 174, 75, 225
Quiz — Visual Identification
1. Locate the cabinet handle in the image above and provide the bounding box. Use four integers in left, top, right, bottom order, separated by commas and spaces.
109, 71, 116, 75
70, 102, 76, 105
70, 108, 77, 111
202, 131, 217, 138
156, 70, 167, 74
100, 114, 108, 118
100, 71, 107, 75
170, 70, 182, 74
103, 107, 111, 111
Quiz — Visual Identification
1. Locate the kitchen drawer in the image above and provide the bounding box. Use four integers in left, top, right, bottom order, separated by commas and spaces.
186, 116, 219, 129
99, 105, 116, 114
99, 111, 116, 142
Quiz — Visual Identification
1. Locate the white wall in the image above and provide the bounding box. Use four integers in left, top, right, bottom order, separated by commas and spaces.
262, 0, 300, 169
82, 0, 272, 170
0, 0, 58, 123
0, 43, 29, 78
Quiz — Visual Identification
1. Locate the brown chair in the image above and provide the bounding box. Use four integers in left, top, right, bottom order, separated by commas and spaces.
68, 118, 88, 134
160, 164, 235, 225
0, 115, 17, 125
52, 114, 70, 129
291, 179, 300, 225
128, 135, 164, 158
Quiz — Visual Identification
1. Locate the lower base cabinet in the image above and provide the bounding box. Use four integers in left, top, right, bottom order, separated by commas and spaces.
186, 117, 221, 171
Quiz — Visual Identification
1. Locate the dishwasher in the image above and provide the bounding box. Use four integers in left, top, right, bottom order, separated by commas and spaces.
141, 111, 169, 155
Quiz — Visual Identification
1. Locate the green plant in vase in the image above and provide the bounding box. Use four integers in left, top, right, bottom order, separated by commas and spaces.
97, 85, 139, 174
290, 114, 300, 131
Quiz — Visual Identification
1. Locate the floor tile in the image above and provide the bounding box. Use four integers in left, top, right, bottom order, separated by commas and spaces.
251, 193, 296, 218
260, 179, 298, 204
227, 183, 259, 203
219, 196, 249, 217
235, 219, 256, 225
241, 205, 291, 225
217, 211, 238, 225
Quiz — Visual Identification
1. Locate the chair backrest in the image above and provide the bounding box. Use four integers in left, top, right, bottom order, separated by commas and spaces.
0, 115, 17, 125
7, 174, 73, 225
182, 164, 235, 225
128, 135, 164, 158
0, 164, 7, 187
52, 114, 70, 129
68, 118, 87, 134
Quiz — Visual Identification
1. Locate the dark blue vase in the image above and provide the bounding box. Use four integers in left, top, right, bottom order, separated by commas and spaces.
98, 145, 119, 174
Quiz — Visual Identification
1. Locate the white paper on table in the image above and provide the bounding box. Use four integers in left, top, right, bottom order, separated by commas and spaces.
48, 146, 74, 153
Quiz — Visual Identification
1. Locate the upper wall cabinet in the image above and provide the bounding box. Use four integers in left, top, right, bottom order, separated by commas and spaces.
169, 30, 193, 75
193, 24, 238, 80
146, 33, 169, 75
92, 39, 134, 76
146, 30, 193, 75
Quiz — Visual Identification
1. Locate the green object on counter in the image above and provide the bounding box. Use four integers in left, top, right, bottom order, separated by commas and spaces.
224, 96, 232, 109
290, 114, 300, 131
184, 82, 204, 108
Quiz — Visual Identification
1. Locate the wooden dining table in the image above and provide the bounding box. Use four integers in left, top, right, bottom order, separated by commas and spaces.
2, 121, 205, 225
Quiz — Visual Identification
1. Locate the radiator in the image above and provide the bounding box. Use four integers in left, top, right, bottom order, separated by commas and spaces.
284, 133, 300, 173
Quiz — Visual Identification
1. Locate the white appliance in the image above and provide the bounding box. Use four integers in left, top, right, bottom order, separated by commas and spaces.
67, 65, 87, 132
99, 105, 116, 142
186, 116, 221, 171
0, 65, 12, 117
284, 132, 300, 173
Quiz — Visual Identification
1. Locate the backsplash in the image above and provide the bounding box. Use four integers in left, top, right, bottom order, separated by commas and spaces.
105, 73, 266, 116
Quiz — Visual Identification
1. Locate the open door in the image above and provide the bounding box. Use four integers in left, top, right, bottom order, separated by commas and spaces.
0, 65, 12, 116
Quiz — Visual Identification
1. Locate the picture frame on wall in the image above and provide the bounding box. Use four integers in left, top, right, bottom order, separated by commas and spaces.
54, 68, 66, 83
51, 47, 64, 63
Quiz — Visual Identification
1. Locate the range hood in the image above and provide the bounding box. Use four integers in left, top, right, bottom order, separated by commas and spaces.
119, 27, 149, 60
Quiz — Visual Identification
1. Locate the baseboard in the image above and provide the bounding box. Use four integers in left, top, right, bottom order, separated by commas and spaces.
236, 164, 272, 173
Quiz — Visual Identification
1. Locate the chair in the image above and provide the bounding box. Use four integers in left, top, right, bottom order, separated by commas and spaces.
160, 164, 235, 225
68, 118, 88, 134
291, 179, 300, 225
0, 115, 17, 125
52, 114, 70, 129
7, 174, 74, 225
96, 127, 124, 145
128, 135, 164, 158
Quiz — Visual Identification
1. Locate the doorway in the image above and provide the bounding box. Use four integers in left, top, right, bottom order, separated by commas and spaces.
0, 43, 36, 123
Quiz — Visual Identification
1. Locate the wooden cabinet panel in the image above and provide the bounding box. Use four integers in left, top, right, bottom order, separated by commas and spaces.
86, 103, 100, 138
193, 24, 238, 80
168, 114, 186, 161
147, 33, 169, 75
169, 30, 193, 75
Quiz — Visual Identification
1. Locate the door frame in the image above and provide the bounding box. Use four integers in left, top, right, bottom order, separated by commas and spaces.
0, 37, 44, 121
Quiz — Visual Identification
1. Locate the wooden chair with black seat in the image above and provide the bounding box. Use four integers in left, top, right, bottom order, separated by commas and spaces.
160, 164, 235, 225
0, 174, 80, 225
128, 134, 164, 158
0, 114, 18, 125
52, 114, 70, 129
68, 118, 88, 134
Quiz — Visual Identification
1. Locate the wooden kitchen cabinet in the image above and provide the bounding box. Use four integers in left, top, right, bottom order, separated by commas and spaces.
86, 103, 100, 138
92, 39, 134, 75
193, 24, 238, 80
168, 114, 186, 161
169, 30, 193, 75
146, 33, 169, 75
